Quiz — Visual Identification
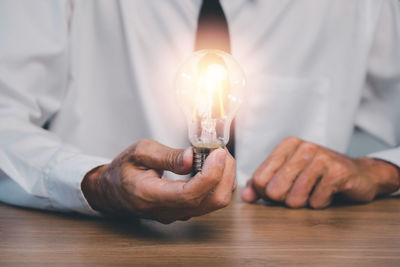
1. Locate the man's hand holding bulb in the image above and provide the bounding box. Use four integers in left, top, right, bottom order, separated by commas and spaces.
82, 139, 236, 224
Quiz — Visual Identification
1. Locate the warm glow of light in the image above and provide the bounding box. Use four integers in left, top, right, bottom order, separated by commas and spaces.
204, 64, 228, 89
175, 49, 246, 149
191, 64, 228, 119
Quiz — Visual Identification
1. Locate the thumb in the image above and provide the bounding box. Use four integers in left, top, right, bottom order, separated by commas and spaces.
131, 139, 192, 174
181, 148, 226, 203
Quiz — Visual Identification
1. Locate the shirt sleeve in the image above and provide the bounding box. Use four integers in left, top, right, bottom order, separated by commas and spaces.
0, 0, 111, 215
358, 0, 400, 193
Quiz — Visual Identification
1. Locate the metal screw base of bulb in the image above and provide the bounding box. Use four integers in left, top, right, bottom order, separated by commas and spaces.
192, 146, 211, 174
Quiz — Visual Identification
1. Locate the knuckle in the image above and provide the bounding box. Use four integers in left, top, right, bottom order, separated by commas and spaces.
315, 152, 330, 164
214, 194, 231, 209
280, 166, 293, 178
329, 161, 348, 176
342, 180, 354, 192
133, 139, 151, 158
182, 192, 202, 208
137, 138, 152, 149
283, 136, 302, 144
271, 156, 286, 169
299, 142, 318, 154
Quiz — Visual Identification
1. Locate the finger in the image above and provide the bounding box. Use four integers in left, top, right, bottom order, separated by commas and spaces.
196, 150, 236, 214
136, 148, 226, 210
308, 173, 339, 209
285, 155, 325, 208
265, 142, 318, 202
226, 150, 237, 192
132, 170, 187, 209
252, 137, 303, 197
181, 148, 226, 206
130, 139, 192, 174
241, 179, 259, 203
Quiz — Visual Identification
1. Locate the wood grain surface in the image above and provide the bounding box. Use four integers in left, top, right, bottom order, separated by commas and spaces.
1, 190, 400, 267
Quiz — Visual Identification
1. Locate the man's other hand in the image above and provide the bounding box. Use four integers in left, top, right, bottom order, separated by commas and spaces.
82, 139, 236, 223
242, 137, 400, 209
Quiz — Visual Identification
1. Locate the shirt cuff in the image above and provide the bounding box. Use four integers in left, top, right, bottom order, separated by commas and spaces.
45, 151, 111, 216
368, 148, 400, 196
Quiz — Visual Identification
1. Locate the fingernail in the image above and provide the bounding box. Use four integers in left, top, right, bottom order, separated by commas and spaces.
179, 147, 192, 169
183, 147, 192, 160
215, 148, 226, 168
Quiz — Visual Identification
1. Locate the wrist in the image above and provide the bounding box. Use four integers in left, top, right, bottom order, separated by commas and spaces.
81, 164, 109, 212
364, 158, 400, 196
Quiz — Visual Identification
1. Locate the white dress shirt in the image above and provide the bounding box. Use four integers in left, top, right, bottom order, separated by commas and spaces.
0, 0, 399, 215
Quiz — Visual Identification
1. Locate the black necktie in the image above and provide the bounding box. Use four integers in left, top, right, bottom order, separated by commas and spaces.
195, 0, 235, 157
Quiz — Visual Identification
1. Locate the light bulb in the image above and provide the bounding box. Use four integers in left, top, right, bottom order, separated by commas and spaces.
175, 49, 246, 172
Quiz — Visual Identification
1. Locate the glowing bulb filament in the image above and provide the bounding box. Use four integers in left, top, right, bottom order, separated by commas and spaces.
190, 64, 228, 145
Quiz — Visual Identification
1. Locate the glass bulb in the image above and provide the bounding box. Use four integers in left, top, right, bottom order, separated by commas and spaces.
175, 49, 246, 171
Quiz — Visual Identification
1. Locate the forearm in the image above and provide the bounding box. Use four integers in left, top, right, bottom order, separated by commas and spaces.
0, 117, 110, 214
0, 0, 113, 215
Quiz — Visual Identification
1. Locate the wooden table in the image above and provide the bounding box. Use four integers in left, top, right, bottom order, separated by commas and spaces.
1, 191, 400, 266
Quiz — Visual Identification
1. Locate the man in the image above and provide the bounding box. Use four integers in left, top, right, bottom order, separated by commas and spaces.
0, 0, 399, 224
